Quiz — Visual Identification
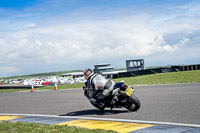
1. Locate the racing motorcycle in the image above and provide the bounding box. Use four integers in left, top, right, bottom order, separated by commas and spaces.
83, 81, 141, 111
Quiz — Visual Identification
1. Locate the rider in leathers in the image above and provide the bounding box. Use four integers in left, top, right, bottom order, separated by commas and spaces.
83, 68, 115, 107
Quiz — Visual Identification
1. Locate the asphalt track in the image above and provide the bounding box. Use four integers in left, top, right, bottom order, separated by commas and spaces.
1, 83, 200, 132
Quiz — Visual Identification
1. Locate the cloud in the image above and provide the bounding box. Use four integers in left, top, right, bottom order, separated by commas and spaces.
0, 15, 193, 63
0, 0, 200, 77
24, 23, 37, 28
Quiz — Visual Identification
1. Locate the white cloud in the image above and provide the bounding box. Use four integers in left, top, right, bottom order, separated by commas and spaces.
179, 37, 189, 46
0, 1, 200, 77
24, 23, 37, 28
0, 16, 193, 65
35, 40, 42, 46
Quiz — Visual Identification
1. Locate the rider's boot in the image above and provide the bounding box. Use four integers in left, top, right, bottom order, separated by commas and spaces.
110, 96, 118, 110
110, 99, 116, 110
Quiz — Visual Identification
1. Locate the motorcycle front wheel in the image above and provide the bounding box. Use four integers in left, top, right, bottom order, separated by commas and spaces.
90, 101, 105, 110
125, 94, 141, 111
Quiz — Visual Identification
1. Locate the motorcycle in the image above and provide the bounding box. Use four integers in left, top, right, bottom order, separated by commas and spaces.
83, 81, 141, 111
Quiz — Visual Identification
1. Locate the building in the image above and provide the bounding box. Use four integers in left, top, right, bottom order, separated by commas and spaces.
102, 70, 127, 79
94, 63, 129, 79
93, 63, 114, 74
126, 59, 144, 72
93, 60, 145, 79
61, 72, 83, 78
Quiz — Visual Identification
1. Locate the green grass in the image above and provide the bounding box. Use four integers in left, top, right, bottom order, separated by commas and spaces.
0, 89, 28, 93
0, 121, 116, 133
0, 83, 85, 93
36, 82, 85, 90
1, 70, 200, 93
113, 70, 200, 85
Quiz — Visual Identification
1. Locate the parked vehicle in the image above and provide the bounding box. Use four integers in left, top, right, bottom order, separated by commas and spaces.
42, 81, 53, 86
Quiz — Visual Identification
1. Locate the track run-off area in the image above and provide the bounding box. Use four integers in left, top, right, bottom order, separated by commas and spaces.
1, 83, 200, 132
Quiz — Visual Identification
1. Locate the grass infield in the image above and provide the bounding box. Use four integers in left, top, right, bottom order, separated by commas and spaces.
0, 121, 116, 133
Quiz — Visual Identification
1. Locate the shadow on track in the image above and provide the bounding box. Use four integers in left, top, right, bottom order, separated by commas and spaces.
60, 109, 129, 116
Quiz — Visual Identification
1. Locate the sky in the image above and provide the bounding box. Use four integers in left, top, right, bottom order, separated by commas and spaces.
0, 0, 200, 77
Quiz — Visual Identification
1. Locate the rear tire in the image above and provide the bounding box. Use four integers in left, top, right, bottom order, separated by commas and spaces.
125, 94, 141, 111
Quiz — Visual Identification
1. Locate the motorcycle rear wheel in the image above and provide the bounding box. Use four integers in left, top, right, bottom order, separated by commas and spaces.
125, 94, 141, 111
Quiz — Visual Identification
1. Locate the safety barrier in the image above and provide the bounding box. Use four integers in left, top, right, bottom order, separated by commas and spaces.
0, 85, 43, 90
0, 83, 58, 91
117, 64, 200, 78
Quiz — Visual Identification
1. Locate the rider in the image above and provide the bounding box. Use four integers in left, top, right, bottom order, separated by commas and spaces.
83, 68, 115, 107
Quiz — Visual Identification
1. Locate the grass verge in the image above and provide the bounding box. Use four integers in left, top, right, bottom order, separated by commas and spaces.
0, 89, 29, 93
0, 70, 200, 93
113, 70, 200, 85
0, 121, 116, 133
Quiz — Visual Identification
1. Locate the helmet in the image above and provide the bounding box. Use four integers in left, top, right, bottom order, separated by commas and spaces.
83, 68, 93, 79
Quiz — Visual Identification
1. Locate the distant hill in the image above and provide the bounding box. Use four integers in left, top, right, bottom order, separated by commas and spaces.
2, 70, 83, 80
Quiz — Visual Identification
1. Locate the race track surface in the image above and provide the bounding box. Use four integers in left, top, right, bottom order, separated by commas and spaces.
0, 83, 200, 125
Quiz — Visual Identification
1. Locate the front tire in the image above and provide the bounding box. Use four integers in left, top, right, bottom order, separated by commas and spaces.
125, 94, 141, 111
90, 101, 105, 110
